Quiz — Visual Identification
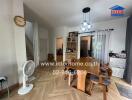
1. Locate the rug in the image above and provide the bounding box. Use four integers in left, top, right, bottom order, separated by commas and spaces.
116, 83, 132, 99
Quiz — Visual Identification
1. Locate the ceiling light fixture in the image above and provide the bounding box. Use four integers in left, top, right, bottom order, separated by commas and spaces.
81, 7, 91, 32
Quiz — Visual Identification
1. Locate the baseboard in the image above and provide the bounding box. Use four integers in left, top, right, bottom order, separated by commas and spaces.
0, 83, 19, 97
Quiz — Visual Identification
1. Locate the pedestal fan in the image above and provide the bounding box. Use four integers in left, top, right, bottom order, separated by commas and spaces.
18, 60, 35, 95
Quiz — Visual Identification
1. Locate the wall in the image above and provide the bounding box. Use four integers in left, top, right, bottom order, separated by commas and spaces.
49, 17, 128, 60
49, 30, 56, 54
24, 5, 50, 63
38, 26, 49, 61
93, 17, 127, 53
69, 17, 128, 53
0, 0, 26, 87
0, 0, 18, 87
13, 0, 27, 83
51, 26, 68, 61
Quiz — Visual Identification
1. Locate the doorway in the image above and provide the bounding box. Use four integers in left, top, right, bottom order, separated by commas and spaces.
56, 37, 63, 62
80, 36, 93, 57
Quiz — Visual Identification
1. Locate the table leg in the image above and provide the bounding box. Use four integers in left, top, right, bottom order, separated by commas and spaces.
88, 81, 94, 95
68, 73, 71, 86
103, 85, 107, 100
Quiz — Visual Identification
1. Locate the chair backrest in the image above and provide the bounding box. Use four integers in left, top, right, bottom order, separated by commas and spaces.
99, 63, 112, 80
105, 63, 112, 76
48, 53, 54, 61
79, 57, 95, 62
102, 64, 112, 78
71, 58, 78, 62
106, 67, 112, 77
64, 59, 78, 68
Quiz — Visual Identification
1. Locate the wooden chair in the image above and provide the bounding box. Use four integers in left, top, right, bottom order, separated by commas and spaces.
79, 57, 95, 62
76, 58, 99, 92
47, 53, 54, 62
88, 64, 112, 100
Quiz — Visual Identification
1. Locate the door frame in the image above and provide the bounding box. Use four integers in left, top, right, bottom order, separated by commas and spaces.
78, 33, 93, 59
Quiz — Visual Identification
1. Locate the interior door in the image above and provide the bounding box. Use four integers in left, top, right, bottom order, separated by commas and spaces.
56, 37, 63, 62
80, 40, 88, 57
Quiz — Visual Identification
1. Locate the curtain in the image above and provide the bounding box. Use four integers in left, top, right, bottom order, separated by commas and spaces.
33, 22, 39, 67
93, 30, 111, 64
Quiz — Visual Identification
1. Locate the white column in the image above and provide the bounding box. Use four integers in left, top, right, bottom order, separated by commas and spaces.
12, 0, 27, 83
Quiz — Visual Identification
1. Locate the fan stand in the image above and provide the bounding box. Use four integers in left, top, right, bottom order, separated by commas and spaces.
18, 84, 33, 95
18, 60, 35, 95
18, 74, 33, 95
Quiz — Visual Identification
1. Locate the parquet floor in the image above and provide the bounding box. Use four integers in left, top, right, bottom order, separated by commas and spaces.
1, 66, 131, 100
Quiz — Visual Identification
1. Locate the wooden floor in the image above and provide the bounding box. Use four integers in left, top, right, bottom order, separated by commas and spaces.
1, 66, 131, 100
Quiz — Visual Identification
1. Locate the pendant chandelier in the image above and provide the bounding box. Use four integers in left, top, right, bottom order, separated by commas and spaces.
81, 7, 91, 32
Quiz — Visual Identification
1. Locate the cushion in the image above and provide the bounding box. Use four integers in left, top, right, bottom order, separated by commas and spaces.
90, 75, 111, 86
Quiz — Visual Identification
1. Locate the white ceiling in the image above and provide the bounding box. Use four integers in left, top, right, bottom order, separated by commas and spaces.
24, 0, 132, 29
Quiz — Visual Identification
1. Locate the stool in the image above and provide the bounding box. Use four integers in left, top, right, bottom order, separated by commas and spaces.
0, 76, 10, 98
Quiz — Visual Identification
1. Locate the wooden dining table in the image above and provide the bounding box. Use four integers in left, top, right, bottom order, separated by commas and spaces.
65, 57, 100, 92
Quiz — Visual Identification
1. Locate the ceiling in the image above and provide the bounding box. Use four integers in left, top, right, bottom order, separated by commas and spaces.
24, 0, 132, 29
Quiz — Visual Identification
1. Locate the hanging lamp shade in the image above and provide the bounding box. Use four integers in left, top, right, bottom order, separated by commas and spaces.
81, 7, 92, 32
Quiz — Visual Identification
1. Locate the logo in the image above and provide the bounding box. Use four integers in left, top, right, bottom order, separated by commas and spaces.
110, 5, 125, 16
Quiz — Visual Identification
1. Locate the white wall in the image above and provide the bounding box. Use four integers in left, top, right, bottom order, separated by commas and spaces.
49, 17, 128, 60
52, 26, 68, 61
70, 17, 128, 53
13, 0, 27, 83
38, 26, 49, 61
0, 0, 18, 87
0, 0, 26, 87
93, 17, 127, 53
49, 30, 56, 54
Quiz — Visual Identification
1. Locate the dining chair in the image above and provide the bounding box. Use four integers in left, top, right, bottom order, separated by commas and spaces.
68, 69, 77, 86
88, 64, 112, 100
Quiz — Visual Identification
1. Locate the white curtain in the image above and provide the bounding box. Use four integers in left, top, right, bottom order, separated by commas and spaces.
33, 22, 39, 67
93, 30, 111, 64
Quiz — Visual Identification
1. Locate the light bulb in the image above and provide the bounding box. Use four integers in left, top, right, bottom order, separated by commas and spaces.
83, 21, 88, 26
81, 27, 85, 31
87, 24, 91, 29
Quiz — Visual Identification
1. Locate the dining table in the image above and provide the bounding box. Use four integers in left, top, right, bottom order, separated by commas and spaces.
65, 57, 100, 92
